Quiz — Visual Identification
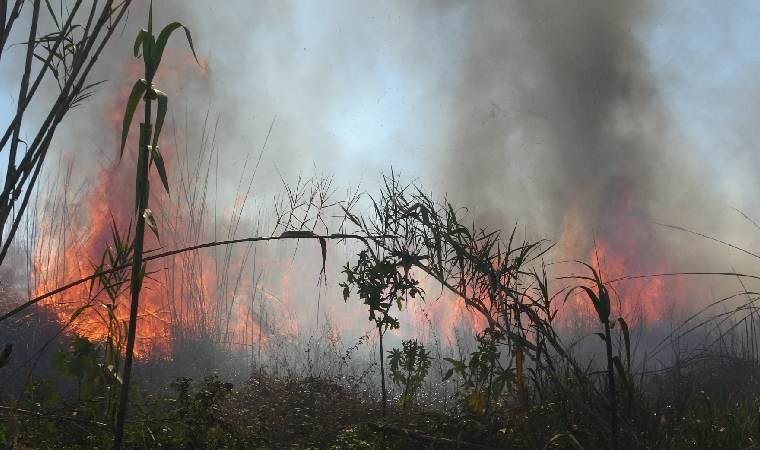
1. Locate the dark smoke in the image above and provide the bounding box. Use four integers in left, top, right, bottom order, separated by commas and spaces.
438, 2, 661, 236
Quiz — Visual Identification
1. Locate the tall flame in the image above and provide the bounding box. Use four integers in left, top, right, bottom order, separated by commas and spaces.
30, 53, 287, 358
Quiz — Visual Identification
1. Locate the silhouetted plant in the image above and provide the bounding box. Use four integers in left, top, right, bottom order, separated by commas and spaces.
0, 0, 132, 265
340, 248, 423, 415
114, 2, 199, 447
387, 339, 431, 411
443, 331, 515, 416
568, 262, 633, 450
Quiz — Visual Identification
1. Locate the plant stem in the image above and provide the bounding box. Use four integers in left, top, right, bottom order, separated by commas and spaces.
113, 81, 153, 450
605, 321, 618, 450
378, 322, 386, 416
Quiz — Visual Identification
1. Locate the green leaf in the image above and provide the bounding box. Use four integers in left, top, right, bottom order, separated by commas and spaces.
142, 31, 157, 77
617, 317, 631, 368
32, 52, 59, 79
120, 79, 148, 158
147, 0, 153, 35
154, 21, 200, 73
44, 0, 60, 29
143, 208, 159, 242
150, 88, 168, 153
597, 283, 611, 323
135, 124, 151, 213
133, 29, 148, 57
150, 146, 170, 194
579, 285, 602, 321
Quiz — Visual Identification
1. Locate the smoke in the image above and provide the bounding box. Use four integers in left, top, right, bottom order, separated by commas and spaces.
76, 1, 689, 239
421, 0, 753, 316
433, 2, 658, 234
25, 0, 760, 345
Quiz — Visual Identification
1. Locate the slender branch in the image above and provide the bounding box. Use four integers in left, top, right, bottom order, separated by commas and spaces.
0, 0, 24, 59
6, 0, 39, 179
0, 233, 394, 323
0, 0, 85, 154
0, 1, 130, 264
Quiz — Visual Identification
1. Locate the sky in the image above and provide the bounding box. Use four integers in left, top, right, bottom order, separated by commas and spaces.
645, 1, 760, 197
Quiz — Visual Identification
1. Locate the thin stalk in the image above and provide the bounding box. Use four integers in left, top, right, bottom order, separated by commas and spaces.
378, 322, 386, 416
1, 233, 393, 324
604, 321, 618, 450
113, 74, 153, 450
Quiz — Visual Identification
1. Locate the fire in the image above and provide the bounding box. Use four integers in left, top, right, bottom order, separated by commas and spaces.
557, 188, 686, 327
30, 52, 686, 361
31, 52, 281, 359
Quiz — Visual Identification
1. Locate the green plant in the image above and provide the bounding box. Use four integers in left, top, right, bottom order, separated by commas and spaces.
0, 1, 132, 265
570, 262, 632, 450
52, 335, 121, 421
114, 3, 199, 447
387, 339, 431, 411
168, 376, 235, 447
443, 331, 515, 417
340, 249, 423, 415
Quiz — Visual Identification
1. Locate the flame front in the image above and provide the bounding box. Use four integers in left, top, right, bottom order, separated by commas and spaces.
30, 55, 689, 360
30, 54, 283, 358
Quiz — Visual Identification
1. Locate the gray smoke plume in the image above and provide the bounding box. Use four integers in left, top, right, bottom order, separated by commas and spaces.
436, 2, 660, 235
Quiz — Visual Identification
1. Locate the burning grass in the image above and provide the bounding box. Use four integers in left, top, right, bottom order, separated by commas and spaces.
4, 171, 760, 449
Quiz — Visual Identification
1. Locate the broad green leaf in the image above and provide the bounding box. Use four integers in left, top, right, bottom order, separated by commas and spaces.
154, 21, 200, 72
143, 208, 159, 242
597, 283, 611, 323
133, 29, 148, 57
142, 31, 156, 77
120, 79, 148, 158
150, 146, 170, 194
150, 88, 168, 152
579, 286, 600, 319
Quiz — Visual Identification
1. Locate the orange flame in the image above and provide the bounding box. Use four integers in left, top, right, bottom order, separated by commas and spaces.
30, 52, 275, 358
